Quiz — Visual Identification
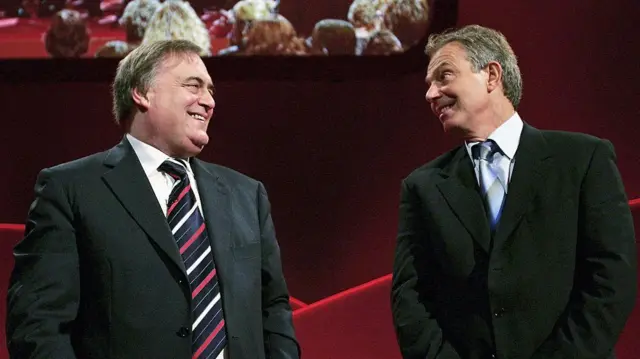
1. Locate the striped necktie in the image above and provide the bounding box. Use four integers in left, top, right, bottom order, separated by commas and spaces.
472, 140, 506, 230
158, 159, 227, 359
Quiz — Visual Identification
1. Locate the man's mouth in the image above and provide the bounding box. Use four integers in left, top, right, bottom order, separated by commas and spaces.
188, 112, 206, 121
436, 102, 456, 119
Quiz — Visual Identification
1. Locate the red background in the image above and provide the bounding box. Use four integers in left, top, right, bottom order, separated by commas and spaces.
0, 0, 638, 303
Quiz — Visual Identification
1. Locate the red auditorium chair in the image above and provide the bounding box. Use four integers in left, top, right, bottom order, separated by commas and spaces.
290, 296, 307, 311
292, 274, 401, 359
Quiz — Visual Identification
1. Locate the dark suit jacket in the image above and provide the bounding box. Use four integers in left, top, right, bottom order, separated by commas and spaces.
391, 124, 637, 359
6, 138, 300, 359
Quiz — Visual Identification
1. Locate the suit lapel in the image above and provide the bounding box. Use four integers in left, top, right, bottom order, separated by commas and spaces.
493, 124, 552, 246
437, 147, 492, 252
101, 138, 187, 276
191, 160, 233, 292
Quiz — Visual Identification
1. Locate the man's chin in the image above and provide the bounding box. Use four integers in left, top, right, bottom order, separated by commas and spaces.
188, 142, 206, 156
441, 118, 456, 132
441, 117, 464, 135
174, 138, 207, 158
190, 133, 209, 149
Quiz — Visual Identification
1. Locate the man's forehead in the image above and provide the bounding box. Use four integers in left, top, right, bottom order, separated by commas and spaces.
426, 43, 468, 77
161, 53, 213, 83
428, 43, 463, 68
427, 58, 454, 73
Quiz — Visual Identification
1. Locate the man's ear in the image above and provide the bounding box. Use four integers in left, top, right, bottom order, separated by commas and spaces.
131, 87, 150, 110
485, 61, 503, 92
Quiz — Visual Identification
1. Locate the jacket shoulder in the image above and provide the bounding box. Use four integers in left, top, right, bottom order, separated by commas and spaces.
539, 129, 611, 159
541, 129, 604, 146
37, 150, 111, 183
196, 160, 262, 190
404, 146, 464, 183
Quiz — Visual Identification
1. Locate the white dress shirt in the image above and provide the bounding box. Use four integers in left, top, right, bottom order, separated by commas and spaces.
127, 134, 204, 216
127, 133, 227, 359
464, 112, 524, 193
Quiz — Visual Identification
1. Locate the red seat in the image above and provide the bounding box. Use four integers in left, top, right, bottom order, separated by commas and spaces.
293, 274, 401, 359
290, 296, 308, 311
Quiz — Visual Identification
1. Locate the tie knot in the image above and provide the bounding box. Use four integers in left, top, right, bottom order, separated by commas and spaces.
472, 140, 499, 161
158, 159, 188, 180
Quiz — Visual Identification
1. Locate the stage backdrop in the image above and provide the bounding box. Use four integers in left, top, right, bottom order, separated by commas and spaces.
0, 0, 638, 303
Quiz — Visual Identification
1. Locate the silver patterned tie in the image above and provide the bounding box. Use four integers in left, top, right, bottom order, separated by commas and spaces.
473, 140, 506, 230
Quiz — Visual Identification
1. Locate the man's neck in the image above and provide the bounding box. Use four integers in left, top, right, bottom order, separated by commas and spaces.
463, 102, 515, 142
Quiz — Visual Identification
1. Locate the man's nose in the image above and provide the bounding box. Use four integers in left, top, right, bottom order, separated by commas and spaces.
200, 91, 215, 110
425, 83, 440, 103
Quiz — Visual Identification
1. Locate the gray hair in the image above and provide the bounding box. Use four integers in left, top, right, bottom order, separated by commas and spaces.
112, 39, 203, 126
425, 24, 523, 108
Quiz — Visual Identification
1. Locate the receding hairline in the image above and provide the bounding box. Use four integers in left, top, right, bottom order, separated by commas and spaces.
427, 41, 470, 63
136, 48, 205, 87
152, 50, 203, 72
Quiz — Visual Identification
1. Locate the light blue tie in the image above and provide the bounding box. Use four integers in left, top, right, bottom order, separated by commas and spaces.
473, 140, 506, 230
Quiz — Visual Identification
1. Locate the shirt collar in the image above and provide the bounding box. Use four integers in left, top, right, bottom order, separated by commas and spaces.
126, 133, 194, 176
465, 112, 524, 160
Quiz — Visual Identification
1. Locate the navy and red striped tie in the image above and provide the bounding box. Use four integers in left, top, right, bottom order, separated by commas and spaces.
159, 159, 227, 359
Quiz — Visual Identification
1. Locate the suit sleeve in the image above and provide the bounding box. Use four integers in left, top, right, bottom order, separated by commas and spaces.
391, 179, 462, 359
6, 169, 80, 358
531, 139, 637, 359
257, 182, 301, 359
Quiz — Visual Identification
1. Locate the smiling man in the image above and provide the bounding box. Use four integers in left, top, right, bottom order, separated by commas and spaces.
391, 25, 636, 359
6, 40, 300, 359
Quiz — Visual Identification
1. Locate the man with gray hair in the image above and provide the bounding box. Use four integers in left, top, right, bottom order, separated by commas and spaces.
6, 39, 300, 359
391, 24, 636, 359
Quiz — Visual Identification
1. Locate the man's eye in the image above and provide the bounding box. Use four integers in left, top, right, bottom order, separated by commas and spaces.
436, 72, 452, 83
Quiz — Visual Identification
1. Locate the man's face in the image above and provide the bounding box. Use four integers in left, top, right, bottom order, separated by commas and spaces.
139, 53, 215, 158
425, 42, 491, 135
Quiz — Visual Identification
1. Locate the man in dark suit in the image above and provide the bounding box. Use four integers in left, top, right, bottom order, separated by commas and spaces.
6, 39, 300, 359
391, 24, 637, 359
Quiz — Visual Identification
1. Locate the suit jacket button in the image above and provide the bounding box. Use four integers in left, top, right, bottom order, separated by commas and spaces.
494, 308, 506, 317
177, 327, 190, 337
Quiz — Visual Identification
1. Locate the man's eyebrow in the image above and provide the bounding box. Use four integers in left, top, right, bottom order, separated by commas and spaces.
185, 76, 204, 84
425, 61, 453, 83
